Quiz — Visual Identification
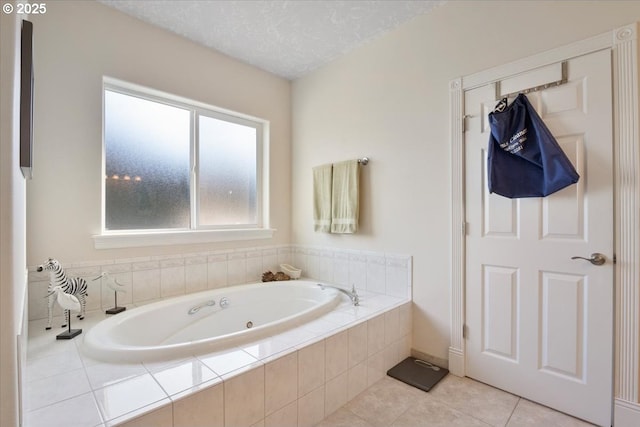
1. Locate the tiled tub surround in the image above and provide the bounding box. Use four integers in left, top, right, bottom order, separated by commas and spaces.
27, 245, 411, 322
25, 245, 411, 426
25, 290, 412, 426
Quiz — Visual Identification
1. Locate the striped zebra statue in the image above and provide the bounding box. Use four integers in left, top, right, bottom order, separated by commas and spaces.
37, 258, 88, 330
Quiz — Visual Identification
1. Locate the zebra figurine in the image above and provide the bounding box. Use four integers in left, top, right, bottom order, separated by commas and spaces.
37, 258, 88, 330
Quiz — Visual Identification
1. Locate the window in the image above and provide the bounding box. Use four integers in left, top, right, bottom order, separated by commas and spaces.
96, 78, 272, 248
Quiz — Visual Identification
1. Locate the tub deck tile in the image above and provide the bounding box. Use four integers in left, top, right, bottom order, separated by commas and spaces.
198, 347, 261, 377
150, 357, 220, 397
85, 362, 148, 390
93, 373, 169, 423
242, 335, 299, 360
24, 391, 104, 427
24, 366, 92, 412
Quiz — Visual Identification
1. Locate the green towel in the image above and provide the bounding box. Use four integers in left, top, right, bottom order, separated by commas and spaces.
331, 160, 360, 233
313, 163, 333, 232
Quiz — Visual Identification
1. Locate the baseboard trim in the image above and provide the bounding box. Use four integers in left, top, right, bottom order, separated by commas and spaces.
614, 398, 640, 426
447, 347, 464, 377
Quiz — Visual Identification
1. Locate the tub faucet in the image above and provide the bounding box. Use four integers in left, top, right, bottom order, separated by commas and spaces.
188, 300, 216, 315
317, 283, 360, 306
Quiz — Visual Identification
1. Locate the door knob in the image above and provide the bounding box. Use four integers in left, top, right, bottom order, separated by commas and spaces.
571, 253, 606, 266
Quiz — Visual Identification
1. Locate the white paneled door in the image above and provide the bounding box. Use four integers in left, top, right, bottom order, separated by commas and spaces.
464, 49, 613, 426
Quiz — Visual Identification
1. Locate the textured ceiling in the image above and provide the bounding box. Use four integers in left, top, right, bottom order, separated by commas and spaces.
98, 0, 445, 80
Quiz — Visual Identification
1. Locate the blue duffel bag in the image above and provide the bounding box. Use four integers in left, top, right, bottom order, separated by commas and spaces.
487, 93, 579, 198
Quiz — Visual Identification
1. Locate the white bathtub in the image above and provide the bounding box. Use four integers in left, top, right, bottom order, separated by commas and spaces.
83, 280, 341, 363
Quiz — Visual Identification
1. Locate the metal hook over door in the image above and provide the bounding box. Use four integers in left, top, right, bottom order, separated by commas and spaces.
571, 253, 606, 266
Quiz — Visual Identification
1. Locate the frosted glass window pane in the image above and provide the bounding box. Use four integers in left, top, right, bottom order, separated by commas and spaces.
198, 115, 257, 226
104, 90, 190, 230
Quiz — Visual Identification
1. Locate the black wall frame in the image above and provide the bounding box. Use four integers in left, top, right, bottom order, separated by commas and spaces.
20, 19, 33, 179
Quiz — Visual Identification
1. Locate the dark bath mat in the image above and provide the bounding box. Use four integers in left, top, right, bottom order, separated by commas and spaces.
387, 357, 449, 392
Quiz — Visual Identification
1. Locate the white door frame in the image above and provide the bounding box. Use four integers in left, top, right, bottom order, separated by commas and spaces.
449, 23, 640, 424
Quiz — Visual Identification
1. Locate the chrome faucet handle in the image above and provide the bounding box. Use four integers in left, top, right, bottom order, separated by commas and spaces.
351, 285, 360, 306
187, 299, 216, 315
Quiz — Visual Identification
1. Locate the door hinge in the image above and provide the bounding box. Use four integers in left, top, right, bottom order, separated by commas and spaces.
462, 222, 468, 235
463, 324, 468, 339
463, 114, 477, 132
613, 253, 617, 264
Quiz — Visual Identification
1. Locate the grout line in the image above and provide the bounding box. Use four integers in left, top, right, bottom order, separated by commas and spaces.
504, 397, 521, 427
345, 407, 376, 427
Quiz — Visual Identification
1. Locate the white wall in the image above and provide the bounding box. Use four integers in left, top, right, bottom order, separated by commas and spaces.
291, 0, 640, 361
27, 1, 291, 265
0, 6, 28, 426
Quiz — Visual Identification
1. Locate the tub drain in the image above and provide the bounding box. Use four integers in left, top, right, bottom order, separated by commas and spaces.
246, 321, 253, 329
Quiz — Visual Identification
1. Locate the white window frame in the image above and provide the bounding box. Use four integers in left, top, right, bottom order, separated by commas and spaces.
94, 77, 274, 249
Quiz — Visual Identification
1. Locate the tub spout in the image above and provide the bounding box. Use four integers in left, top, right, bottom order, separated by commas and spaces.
188, 300, 216, 315
317, 283, 359, 306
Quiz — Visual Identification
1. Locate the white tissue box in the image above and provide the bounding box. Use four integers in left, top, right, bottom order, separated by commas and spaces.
280, 264, 302, 279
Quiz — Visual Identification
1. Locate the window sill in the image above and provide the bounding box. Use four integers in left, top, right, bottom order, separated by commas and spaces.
93, 228, 276, 249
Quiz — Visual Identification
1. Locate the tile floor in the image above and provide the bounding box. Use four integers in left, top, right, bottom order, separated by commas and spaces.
320, 374, 595, 427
